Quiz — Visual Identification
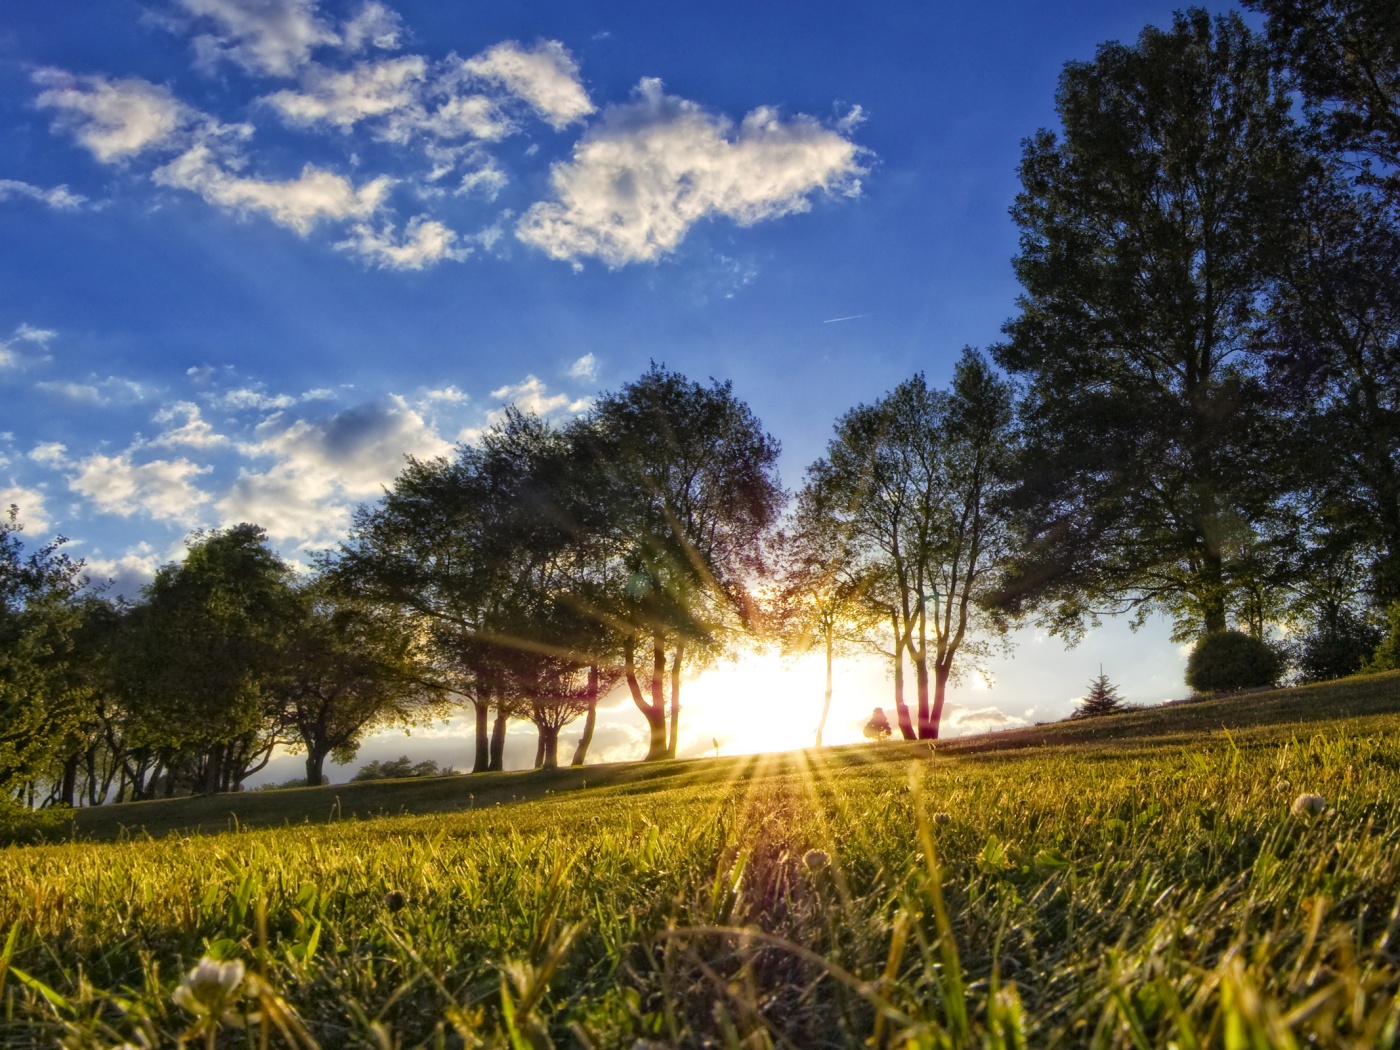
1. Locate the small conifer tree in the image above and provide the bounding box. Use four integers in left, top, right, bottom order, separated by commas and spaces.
863, 707, 893, 740
1074, 667, 1123, 718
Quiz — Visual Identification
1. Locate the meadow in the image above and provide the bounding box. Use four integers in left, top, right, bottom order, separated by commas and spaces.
3, 674, 1400, 1048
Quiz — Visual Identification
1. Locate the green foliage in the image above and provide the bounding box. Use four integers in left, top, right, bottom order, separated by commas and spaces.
350, 756, 452, 781
1296, 606, 1383, 681
0, 799, 71, 847
995, 10, 1309, 641
1186, 630, 1284, 692
1363, 602, 1400, 673
1073, 669, 1124, 718
2, 678, 1400, 1046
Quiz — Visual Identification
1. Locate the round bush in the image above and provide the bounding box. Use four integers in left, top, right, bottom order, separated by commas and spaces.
1186, 630, 1282, 693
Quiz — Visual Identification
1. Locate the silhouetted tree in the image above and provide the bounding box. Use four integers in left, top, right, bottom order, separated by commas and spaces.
1073, 669, 1124, 718
995, 10, 1310, 643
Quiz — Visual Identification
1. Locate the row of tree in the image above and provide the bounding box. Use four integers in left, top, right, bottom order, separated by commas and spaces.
4, 1, 1400, 804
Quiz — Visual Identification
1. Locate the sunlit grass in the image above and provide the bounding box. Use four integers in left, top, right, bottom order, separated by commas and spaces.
2, 675, 1400, 1047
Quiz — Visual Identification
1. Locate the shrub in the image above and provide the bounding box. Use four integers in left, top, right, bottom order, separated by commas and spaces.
1363, 603, 1400, 674
351, 756, 452, 782
0, 799, 73, 847
1297, 609, 1383, 682
1186, 630, 1282, 693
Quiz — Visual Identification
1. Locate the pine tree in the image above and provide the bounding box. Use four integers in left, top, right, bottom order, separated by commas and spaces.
1075, 667, 1124, 718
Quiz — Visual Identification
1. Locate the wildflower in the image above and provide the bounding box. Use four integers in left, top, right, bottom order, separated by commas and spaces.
1291, 793, 1326, 817
384, 890, 407, 912
802, 849, 831, 872
172, 956, 247, 1026
1275, 778, 1291, 794
934, 812, 952, 825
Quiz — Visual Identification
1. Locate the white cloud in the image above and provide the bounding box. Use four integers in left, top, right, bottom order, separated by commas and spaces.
383, 75, 511, 143
945, 704, 1029, 735
567, 352, 597, 380
209, 385, 297, 411
0, 485, 49, 533
220, 398, 450, 543
489, 375, 569, 417
84, 545, 162, 599
35, 376, 152, 405
421, 385, 467, 402
339, 1, 403, 53
335, 214, 468, 269
262, 55, 426, 131
28, 442, 68, 466
517, 79, 864, 266
154, 143, 392, 233
177, 0, 341, 77
456, 156, 508, 199
461, 40, 593, 129
0, 179, 87, 210
301, 387, 336, 400
147, 401, 229, 448
32, 69, 200, 163
1, 324, 59, 368
69, 452, 212, 524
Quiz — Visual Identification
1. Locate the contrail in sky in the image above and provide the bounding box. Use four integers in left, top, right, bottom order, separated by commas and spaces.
821, 313, 870, 324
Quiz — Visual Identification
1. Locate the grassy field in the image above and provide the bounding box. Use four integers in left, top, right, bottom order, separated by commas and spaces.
3, 673, 1400, 1047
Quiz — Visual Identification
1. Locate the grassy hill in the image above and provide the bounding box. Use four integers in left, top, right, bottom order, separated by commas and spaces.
3, 672, 1399, 1048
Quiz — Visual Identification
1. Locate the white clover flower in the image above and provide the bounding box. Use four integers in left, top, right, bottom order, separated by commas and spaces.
802, 849, 831, 872
1291, 793, 1326, 817
172, 956, 246, 1024
933, 812, 953, 826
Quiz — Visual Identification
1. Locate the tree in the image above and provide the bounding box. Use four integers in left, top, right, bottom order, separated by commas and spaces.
579, 365, 784, 760
1073, 669, 1124, 718
0, 509, 90, 802
863, 707, 892, 740
120, 525, 299, 795
802, 351, 1015, 741
1262, 179, 1400, 606
1245, 0, 1400, 206
773, 486, 878, 747
272, 576, 443, 786
994, 10, 1310, 643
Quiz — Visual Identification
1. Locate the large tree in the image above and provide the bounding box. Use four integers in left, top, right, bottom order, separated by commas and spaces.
578, 365, 784, 760
120, 524, 299, 795
994, 9, 1309, 642
273, 577, 442, 786
1245, 0, 1400, 206
802, 350, 1015, 740
0, 510, 90, 802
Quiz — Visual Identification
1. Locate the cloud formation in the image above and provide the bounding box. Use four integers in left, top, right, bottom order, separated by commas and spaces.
220, 398, 450, 543
33, 70, 201, 163
336, 214, 468, 269
69, 452, 212, 524
460, 40, 594, 129
0, 484, 50, 533
154, 144, 392, 233
517, 79, 864, 266
0, 179, 87, 210
176, 0, 343, 77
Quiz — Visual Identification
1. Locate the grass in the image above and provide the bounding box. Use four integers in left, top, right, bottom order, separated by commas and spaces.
1, 671, 1398, 1047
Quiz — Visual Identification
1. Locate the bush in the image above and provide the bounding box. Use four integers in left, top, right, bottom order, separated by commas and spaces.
1363, 603, 1400, 674
0, 799, 73, 848
1296, 609, 1383, 682
1186, 630, 1283, 693
351, 756, 452, 782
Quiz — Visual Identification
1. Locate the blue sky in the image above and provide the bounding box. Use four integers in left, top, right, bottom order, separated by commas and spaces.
0, 0, 1240, 774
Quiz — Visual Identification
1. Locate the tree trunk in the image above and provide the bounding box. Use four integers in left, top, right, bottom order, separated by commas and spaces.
305, 749, 327, 787
59, 753, 79, 808
471, 699, 490, 773
893, 647, 915, 740
541, 727, 559, 770
915, 658, 933, 739
815, 626, 834, 748
533, 728, 546, 769
571, 665, 599, 767
666, 643, 684, 759
624, 637, 668, 761
1201, 543, 1228, 635
489, 702, 509, 771
930, 661, 952, 740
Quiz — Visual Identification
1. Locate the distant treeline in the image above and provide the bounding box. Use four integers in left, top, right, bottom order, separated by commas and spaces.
5, 2, 1400, 807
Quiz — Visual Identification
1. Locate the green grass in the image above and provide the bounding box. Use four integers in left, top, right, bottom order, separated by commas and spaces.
3, 672, 1400, 1048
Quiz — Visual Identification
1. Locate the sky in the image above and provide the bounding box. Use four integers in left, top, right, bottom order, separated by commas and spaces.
0, 0, 1242, 781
